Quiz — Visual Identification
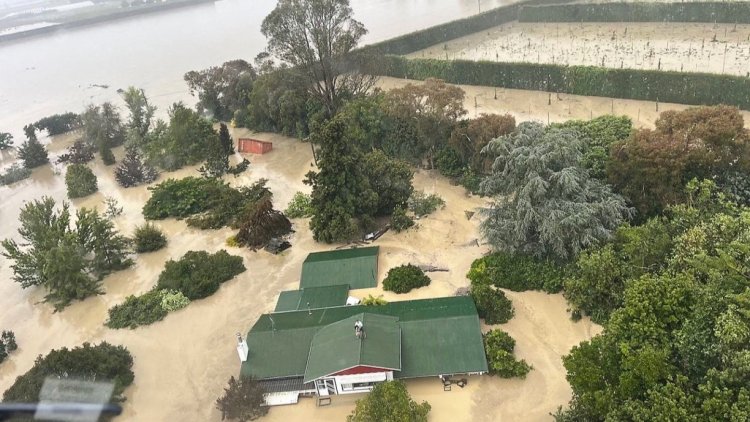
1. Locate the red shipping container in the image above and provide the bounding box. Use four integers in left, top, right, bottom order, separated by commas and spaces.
238, 138, 273, 154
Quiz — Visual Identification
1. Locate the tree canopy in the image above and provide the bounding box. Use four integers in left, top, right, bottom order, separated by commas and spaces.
184, 60, 256, 120
261, 0, 375, 115
347, 380, 430, 422
480, 121, 632, 261
1, 198, 132, 310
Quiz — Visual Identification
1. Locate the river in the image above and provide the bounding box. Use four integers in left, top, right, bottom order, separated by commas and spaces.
0, 0, 515, 140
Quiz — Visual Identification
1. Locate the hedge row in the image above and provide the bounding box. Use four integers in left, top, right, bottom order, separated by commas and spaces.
363, 0, 576, 56
362, 56, 750, 109
519, 2, 750, 24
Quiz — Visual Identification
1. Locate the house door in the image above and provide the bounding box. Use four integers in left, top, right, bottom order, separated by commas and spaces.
324, 379, 336, 395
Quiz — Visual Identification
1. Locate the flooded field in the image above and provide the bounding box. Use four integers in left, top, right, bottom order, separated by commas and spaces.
0, 127, 600, 420
409, 21, 750, 76
377, 76, 750, 129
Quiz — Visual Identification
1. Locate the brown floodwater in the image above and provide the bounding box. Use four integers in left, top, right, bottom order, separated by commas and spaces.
0, 127, 600, 420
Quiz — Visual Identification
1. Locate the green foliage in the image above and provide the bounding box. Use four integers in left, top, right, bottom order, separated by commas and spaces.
383, 264, 431, 294
468, 252, 565, 293
564, 219, 673, 323
80, 102, 125, 165
609, 106, 750, 220
143, 177, 270, 230
33, 112, 81, 136
285, 192, 314, 218
219, 123, 235, 155
133, 223, 167, 253
159, 289, 190, 312
471, 283, 514, 324
103, 196, 123, 219
199, 128, 230, 178
234, 197, 292, 250
306, 116, 373, 243
57, 139, 95, 164
481, 121, 631, 261
519, 2, 750, 24
122, 86, 156, 143
105, 288, 190, 329
449, 113, 516, 174
390, 205, 414, 232
65, 164, 98, 198
361, 294, 388, 306
215, 376, 268, 422
483, 329, 531, 378
363, 55, 750, 110
459, 167, 482, 194
552, 115, 632, 180
559, 186, 750, 420
435, 147, 465, 178
184, 60, 255, 120
362, 150, 414, 216
0, 163, 31, 186
262, 0, 371, 115
17, 136, 49, 169
143, 103, 219, 171
0, 132, 12, 149
106, 290, 168, 329
156, 250, 245, 300
0, 330, 18, 364
407, 190, 445, 217
2, 342, 134, 404
114, 147, 158, 188
1, 198, 132, 310
348, 380, 431, 422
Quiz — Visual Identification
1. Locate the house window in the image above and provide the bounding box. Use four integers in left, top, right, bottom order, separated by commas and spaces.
340, 381, 379, 392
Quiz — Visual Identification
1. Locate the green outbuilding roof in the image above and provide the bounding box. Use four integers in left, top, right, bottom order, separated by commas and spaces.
274, 285, 350, 312
303, 313, 401, 383
300, 246, 379, 290
241, 296, 488, 381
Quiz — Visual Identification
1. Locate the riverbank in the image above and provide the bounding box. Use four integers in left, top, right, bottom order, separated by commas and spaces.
0, 0, 216, 44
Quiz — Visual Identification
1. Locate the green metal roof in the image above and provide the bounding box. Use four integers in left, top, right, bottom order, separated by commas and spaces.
274, 285, 350, 312
241, 296, 487, 380
303, 313, 401, 383
300, 246, 379, 290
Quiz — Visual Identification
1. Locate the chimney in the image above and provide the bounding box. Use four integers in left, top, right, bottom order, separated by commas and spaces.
236, 332, 249, 362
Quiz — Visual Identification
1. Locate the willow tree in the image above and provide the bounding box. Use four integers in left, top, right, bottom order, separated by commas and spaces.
480, 121, 632, 261
261, 0, 375, 115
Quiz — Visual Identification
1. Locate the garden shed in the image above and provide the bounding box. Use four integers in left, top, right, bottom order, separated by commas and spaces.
238, 138, 273, 154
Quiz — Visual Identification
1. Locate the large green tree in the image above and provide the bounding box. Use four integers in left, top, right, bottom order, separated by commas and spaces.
122, 86, 156, 144
17, 134, 49, 169
609, 105, 750, 219
448, 113, 516, 174
261, 0, 375, 115
305, 116, 374, 242
348, 381, 430, 422
80, 102, 126, 165
144, 103, 219, 171
558, 181, 750, 421
480, 121, 631, 261
184, 60, 256, 120
1, 198, 132, 310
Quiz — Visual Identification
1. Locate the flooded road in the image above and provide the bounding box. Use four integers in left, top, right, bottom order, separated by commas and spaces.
0, 0, 517, 140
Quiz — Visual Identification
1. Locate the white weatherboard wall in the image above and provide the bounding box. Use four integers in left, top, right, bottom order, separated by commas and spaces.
332, 371, 393, 395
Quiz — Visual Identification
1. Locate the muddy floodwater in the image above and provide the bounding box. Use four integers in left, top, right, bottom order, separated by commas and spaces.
0, 0, 519, 140
0, 126, 600, 420
410, 21, 750, 76
377, 76, 750, 129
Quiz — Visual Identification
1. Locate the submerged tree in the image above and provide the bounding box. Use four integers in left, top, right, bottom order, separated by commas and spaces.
219, 123, 235, 155
199, 133, 230, 178
122, 86, 156, 143
17, 133, 49, 169
80, 102, 126, 165
480, 122, 631, 261
235, 197, 292, 250
261, 0, 375, 115
184, 60, 256, 120
1, 198, 132, 310
57, 139, 95, 164
114, 147, 158, 188
215, 376, 268, 422
348, 380, 430, 422
0, 132, 13, 150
